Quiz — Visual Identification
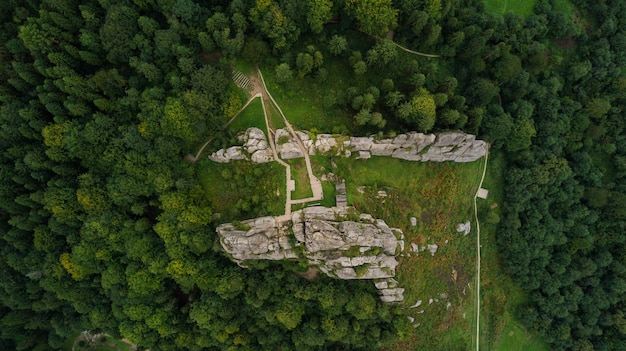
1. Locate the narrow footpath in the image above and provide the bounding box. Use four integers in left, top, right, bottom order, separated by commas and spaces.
474, 146, 489, 351
256, 68, 324, 213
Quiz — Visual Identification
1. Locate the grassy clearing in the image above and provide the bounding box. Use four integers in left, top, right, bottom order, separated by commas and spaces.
196, 159, 285, 223
330, 156, 481, 350
227, 97, 266, 133
261, 59, 354, 133
476, 151, 549, 351
265, 99, 286, 130
287, 158, 313, 199
483, 0, 538, 17
233, 58, 253, 75
552, 0, 575, 16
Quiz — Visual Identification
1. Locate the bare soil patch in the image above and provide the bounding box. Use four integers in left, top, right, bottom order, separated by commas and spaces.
297, 267, 319, 281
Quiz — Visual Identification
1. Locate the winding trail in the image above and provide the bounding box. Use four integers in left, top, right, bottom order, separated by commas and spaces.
187, 93, 262, 163
256, 68, 324, 213
391, 42, 441, 58
474, 146, 490, 351
357, 29, 441, 58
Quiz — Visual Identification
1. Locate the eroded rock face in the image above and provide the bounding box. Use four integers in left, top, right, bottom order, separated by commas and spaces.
209, 127, 273, 163
211, 128, 487, 164
217, 207, 405, 302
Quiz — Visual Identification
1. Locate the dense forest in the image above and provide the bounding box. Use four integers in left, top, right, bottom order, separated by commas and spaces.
0, 0, 624, 350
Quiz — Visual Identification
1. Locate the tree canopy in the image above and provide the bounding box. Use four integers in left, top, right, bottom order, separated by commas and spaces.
0, 0, 625, 350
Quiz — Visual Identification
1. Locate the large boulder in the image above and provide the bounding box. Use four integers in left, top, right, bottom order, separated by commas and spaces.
276, 129, 304, 159
349, 136, 374, 151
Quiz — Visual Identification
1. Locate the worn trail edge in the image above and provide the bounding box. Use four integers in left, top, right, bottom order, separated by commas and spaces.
474, 146, 489, 351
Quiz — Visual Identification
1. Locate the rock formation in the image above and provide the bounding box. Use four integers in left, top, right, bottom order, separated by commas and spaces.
210, 128, 487, 163
456, 221, 471, 236
209, 127, 273, 163
217, 206, 405, 302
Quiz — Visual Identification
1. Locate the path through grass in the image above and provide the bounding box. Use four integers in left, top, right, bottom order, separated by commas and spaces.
475, 152, 549, 351
227, 97, 266, 133
261, 60, 353, 133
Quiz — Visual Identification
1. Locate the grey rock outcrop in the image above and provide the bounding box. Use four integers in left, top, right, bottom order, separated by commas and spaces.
275, 129, 304, 159
217, 207, 405, 302
209, 127, 273, 163
456, 221, 471, 236
210, 128, 487, 164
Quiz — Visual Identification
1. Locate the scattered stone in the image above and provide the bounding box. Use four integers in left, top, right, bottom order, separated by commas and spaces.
429, 299, 433, 305
410, 217, 417, 227
407, 316, 415, 323
377, 190, 388, 198
456, 221, 471, 235
411, 243, 419, 252
445, 239, 449, 244
344, 150, 352, 158
439, 293, 448, 299
374, 280, 388, 289
446, 302, 452, 310
356, 186, 366, 194
410, 300, 422, 309
417, 310, 424, 314
413, 323, 421, 328
428, 244, 438, 256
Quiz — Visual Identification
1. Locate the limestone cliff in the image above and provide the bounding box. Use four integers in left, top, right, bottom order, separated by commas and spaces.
210, 128, 487, 163
217, 207, 405, 302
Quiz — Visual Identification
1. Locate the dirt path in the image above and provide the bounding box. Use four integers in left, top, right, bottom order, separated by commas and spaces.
256, 68, 324, 213
192, 67, 324, 223
358, 29, 441, 58
187, 93, 262, 163
473, 146, 490, 351
391, 41, 441, 58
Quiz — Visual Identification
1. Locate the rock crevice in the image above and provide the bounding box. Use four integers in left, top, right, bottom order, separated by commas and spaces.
217, 207, 405, 302
210, 128, 487, 163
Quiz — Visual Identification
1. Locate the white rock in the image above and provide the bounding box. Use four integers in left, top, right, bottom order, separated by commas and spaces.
410, 300, 422, 309
456, 221, 471, 235
428, 244, 438, 256
357, 151, 371, 159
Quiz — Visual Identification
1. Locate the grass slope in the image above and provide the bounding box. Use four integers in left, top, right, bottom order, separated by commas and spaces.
331, 156, 481, 350
227, 97, 266, 132
261, 58, 355, 133
287, 158, 313, 199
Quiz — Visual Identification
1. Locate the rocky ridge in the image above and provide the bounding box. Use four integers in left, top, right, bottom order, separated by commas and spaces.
217, 206, 405, 302
211, 128, 487, 163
